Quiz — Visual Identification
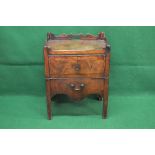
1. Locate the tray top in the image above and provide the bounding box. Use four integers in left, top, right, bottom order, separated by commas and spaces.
46, 40, 107, 51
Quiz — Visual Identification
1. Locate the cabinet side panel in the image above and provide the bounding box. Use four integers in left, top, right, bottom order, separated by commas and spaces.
104, 52, 110, 77
43, 47, 50, 77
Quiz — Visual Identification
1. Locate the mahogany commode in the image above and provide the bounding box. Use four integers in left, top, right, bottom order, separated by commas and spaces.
43, 32, 111, 119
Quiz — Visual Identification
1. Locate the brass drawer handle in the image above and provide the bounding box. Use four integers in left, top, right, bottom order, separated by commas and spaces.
69, 83, 85, 91
70, 83, 75, 88
74, 88, 80, 91
80, 83, 85, 87
74, 64, 81, 71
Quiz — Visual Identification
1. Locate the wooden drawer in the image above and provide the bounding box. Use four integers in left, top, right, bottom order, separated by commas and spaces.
48, 55, 105, 77
50, 78, 104, 100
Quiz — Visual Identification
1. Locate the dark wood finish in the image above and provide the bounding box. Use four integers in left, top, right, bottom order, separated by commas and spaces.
50, 78, 104, 101
48, 55, 106, 77
43, 32, 111, 119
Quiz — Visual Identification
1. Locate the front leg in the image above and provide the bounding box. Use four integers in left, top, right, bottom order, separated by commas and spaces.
46, 80, 52, 120
102, 48, 110, 119
102, 79, 109, 119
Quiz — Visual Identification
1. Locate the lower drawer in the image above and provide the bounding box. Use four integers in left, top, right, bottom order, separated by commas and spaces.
50, 78, 104, 100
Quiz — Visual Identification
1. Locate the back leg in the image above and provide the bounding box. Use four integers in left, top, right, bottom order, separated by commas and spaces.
97, 94, 102, 101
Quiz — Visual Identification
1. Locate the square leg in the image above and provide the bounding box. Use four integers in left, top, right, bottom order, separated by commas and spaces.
46, 80, 52, 120
97, 94, 103, 101
102, 80, 109, 119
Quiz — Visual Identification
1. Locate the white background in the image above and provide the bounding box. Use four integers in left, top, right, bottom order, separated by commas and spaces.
0, 130, 155, 155
0, 0, 155, 25
0, 0, 155, 155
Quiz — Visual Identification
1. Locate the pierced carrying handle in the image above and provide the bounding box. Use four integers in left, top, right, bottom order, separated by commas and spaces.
69, 83, 85, 91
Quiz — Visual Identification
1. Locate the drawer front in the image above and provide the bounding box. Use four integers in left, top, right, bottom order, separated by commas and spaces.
50, 78, 104, 100
48, 55, 105, 77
